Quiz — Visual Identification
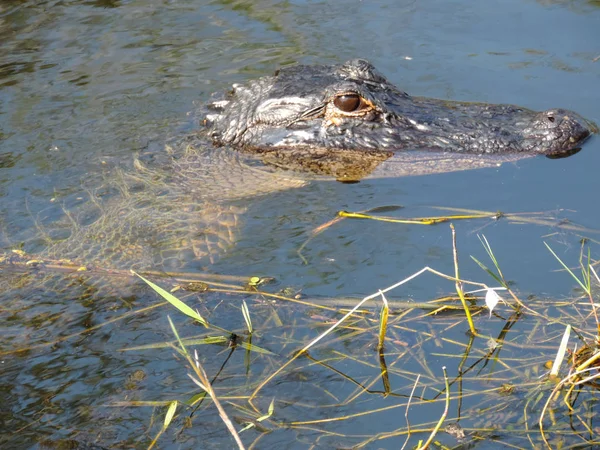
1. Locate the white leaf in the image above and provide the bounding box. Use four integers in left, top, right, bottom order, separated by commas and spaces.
550, 325, 571, 376
485, 289, 501, 317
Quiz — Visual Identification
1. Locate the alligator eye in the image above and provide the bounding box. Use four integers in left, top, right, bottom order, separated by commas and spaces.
547, 115, 555, 123
333, 94, 364, 113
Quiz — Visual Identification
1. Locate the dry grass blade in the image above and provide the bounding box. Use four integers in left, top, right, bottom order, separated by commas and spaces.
450, 224, 476, 335
401, 374, 421, 450
539, 363, 600, 449
337, 210, 488, 224
187, 360, 246, 449
167, 317, 246, 450
431, 206, 600, 233
417, 366, 450, 450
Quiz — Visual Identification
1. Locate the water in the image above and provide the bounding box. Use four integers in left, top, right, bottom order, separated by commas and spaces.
1, 0, 599, 448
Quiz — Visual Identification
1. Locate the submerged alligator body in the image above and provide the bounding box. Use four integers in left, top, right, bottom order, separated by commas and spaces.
207, 59, 594, 179
1, 59, 596, 282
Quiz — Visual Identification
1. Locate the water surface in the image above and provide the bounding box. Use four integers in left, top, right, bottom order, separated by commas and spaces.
1, 0, 599, 448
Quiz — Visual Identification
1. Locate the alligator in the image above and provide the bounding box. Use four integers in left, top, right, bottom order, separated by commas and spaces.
0, 59, 595, 292
206, 58, 595, 180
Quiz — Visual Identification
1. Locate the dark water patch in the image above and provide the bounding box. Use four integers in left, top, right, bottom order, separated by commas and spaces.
85, 0, 121, 8
0, 152, 21, 168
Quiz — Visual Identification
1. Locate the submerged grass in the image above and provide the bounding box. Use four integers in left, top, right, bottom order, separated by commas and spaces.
121, 227, 600, 449
3, 207, 600, 448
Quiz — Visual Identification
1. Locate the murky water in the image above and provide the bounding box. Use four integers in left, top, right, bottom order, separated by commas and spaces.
1, 0, 599, 448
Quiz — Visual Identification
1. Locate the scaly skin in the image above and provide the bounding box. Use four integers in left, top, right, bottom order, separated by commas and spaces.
207, 59, 594, 159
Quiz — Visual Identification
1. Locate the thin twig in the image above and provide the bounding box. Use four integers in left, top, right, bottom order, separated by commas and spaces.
188, 350, 246, 450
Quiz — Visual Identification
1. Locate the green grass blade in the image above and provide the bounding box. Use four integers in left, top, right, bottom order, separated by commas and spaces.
163, 400, 178, 430
544, 242, 590, 294
134, 272, 208, 326
470, 256, 504, 286
238, 341, 276, 355
478, 235, 504, 281
257, 398, 275, 422
377, 290, 389, 352
167, 316, 188, 357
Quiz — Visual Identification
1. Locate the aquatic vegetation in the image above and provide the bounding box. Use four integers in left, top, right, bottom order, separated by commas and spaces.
2, 209, 600, 448
126, 226, 600, 449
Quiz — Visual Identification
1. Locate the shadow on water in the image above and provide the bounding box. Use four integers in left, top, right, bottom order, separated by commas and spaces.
1, 0, 600, 448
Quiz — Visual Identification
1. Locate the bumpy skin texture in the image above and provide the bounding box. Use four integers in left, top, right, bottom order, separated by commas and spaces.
207, 59, 594, 156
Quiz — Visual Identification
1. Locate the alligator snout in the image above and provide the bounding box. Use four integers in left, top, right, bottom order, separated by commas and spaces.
524, 109, 595, 155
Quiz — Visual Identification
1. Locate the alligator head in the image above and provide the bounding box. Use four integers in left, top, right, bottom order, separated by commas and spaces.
206, 59, 595, 179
